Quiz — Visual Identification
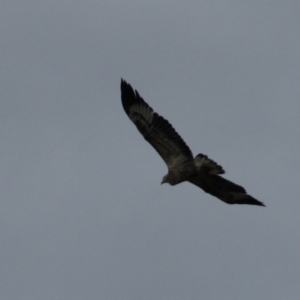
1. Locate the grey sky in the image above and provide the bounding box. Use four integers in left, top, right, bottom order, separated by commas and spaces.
0, 1, 299, 299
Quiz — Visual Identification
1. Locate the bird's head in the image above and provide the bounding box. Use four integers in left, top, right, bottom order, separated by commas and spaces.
161, 173, 176, 185
161, 175, 168, 185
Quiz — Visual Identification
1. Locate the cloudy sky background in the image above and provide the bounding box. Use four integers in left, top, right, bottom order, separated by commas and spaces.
1, 1, 299, 299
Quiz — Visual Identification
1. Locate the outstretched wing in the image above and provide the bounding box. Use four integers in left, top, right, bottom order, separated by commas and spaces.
121, 79, 193, 167
188, 174, 265, 206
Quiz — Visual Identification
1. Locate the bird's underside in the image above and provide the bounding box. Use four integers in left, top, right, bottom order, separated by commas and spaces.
121, 79, 265, 207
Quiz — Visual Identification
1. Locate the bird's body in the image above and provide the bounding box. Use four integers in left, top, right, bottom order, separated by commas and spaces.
121, 79, 265, 207
162, 161, 197, 185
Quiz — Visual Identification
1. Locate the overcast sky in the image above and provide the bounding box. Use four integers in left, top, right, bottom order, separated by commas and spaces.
1, 1, 300, 299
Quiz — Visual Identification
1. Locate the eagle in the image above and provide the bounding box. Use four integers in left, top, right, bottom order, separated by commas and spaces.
121, 79, 265, 207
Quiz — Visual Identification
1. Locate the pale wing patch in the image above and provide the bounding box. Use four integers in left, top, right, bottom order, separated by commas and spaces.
129, 103, 153, 122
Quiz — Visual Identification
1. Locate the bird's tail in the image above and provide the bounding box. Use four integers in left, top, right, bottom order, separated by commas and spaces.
194, 154, 225, 175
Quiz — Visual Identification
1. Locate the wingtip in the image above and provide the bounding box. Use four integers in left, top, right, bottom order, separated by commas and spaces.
120, 78, 132, 92
249, 198, 266, 207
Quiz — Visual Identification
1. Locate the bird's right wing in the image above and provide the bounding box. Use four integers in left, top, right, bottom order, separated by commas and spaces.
121, 79, 193, 167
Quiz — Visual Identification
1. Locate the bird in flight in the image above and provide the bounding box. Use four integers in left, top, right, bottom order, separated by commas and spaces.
120, 79, 265, 207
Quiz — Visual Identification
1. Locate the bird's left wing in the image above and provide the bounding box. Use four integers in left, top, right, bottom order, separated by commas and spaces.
188, 174, 265, 206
